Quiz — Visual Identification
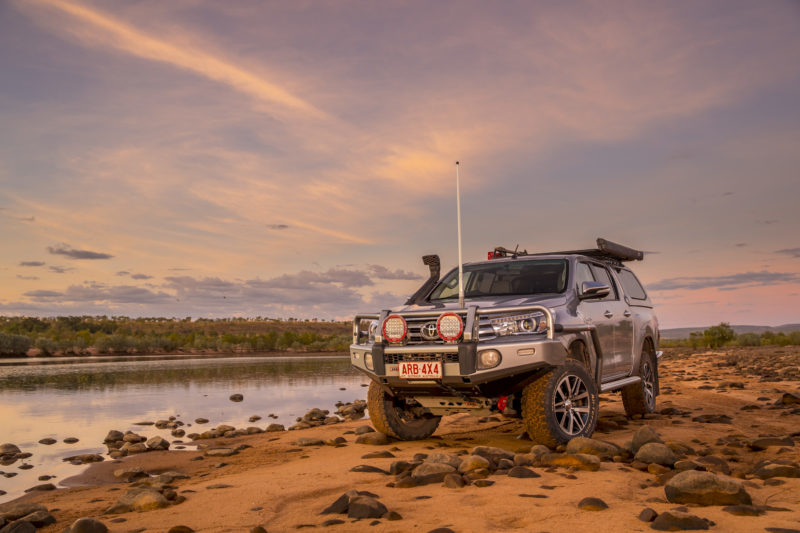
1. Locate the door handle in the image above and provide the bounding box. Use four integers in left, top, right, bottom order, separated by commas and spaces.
603, 310, 613, 318
623, 310, 631, 317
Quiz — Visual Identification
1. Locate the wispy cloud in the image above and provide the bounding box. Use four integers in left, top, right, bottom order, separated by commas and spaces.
16, 275, 39, 280
49, 265, 75, 274
22, 0, 325, 118
775, 247, 800, 258
650, 271, 800, 291
19, 261, 45, 267
267, 224, 289, 230
47, 243, 113, 260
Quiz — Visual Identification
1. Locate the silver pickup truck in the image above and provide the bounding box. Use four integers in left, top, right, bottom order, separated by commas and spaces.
350, 238, 661, 447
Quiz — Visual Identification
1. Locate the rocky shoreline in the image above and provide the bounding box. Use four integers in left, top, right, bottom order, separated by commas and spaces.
1, 347, 799, 532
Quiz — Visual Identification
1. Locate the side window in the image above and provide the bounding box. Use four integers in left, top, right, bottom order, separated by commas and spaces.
589, 264, 618, 301
575, 262, 595, 294
617, 269, 648, 300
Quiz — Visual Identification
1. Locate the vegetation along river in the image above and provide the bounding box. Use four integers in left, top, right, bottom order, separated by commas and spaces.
0, 353, 365, 503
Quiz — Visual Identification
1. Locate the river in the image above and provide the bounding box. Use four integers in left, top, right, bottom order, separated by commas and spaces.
0, 353, 366, 503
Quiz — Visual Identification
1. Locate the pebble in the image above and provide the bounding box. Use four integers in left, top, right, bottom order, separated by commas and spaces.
508, 466, 540, 478
67, 518, 110, 533
650, 510, 709, 531
362, 451, 395, 459
638, 507, 658, 522
195, 418, 209, 424
38, 438, 57, 445
167, 527, 194, 533
356, 433, 390, 445
230, 394, 244, 402
63, 437, 79, 444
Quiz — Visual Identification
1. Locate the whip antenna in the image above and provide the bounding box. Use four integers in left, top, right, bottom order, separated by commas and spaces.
456, 161, 464, 309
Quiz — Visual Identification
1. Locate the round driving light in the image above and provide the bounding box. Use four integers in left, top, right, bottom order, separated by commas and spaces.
382, 314, 407, 343
436, 312, 463, 341
477, 349, 502, 370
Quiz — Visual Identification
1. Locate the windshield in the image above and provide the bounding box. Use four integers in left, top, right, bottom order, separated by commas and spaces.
428, 259, 568, 301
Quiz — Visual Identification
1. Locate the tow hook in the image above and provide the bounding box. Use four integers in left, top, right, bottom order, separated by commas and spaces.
496, 395, 508, 412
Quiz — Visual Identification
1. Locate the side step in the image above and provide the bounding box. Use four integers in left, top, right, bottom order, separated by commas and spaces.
600, 376, 641, 393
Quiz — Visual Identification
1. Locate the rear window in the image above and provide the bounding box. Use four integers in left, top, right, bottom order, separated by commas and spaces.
617, 269, 648, 300
429, 259, 568, 301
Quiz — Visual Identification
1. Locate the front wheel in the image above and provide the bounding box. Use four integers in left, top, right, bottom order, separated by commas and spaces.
521, 361, 599, 447
622, 349, 657, 417
367, 382, 441, 440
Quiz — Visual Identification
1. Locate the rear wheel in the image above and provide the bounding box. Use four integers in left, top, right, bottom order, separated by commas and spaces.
622, 348, 657, 417
521, 361, 599, 447
367, 381, 441, 440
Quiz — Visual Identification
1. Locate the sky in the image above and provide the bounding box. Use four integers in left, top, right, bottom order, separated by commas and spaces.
1, 0, 799, 328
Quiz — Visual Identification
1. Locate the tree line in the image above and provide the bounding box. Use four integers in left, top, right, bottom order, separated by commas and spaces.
660, 322, 800, 349
0, 316, 351, 356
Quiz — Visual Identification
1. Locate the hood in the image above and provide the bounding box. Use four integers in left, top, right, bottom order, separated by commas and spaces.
398, 293, 567, 313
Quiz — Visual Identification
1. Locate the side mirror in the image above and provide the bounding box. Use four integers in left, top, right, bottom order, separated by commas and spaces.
579, 281, 610, 300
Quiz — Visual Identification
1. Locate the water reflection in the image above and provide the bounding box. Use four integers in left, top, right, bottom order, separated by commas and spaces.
0, 353, 368, 503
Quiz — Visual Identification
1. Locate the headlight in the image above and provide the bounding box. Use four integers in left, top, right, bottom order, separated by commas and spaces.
477, 349, 501, 369
365, 352, 374, 370
382, 314, 408, 344
490, 312, 547, 336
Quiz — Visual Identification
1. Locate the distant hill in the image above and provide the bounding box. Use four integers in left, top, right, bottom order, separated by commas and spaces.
661, 324, 800, 340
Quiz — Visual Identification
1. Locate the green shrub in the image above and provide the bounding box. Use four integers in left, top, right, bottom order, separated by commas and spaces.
0, 333, 33, 355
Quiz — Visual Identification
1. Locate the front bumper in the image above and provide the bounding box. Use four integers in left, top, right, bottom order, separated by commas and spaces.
350, 336, 568, 397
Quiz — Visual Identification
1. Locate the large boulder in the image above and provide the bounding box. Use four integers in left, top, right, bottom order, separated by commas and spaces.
424, 453, 461, 469
146, 436, 170, 451
470, 446, 515, 467
664, 470, 752, 506
458, 455, 491, 474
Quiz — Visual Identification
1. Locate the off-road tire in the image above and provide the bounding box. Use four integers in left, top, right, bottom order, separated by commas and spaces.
367, 381, 441, 440
622, 348, 657, 417
521, 361, 599, 447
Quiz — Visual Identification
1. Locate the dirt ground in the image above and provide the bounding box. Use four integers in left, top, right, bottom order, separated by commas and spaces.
3, 346, 800, 533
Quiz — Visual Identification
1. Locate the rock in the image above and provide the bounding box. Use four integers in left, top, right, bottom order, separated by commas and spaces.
362, 451, 395, 459
383, 510, 402, 521
355, 426, 375, 435
24, 483, 56, 492
63, 437, 79, 443
230, 394, 244, 402
120, 442, 147, 455
266, 423, 285, 432
538, 453, 601, 471
194, 418, 209, 424
113, 466, 148, 482
638, 508, 658, 522
250, 527, 268, 533
650, 510, 709, 531
508, 466, 540, 478
18, 510, 55, 528
356, 433, 390, 445
347, 495, 387, 519
62, 453, 104, 464
565, 437, 621, 459
577, 497, 608, 511
0, 505, 48, 521
473, 479, 494, 487
204, 448, 238, 457
695, 456, 730, 476
249, 415, 262, 422
458, 455, 491, 473
321, 519, 344, 527
747, 437, 794, 451
665, 470, 752, 506
0, 522, 36, 533
412, 463, 457, 485
631, 426, 663, 453
754, 462, 800, 479
635, 443, 677, 467
103, 431, 123, 443
321, 491, 356, 514
471, 446, 515, 466
146, 436, 170, 451
167, 527, 194, 533
350, 465, 387, 474
530, 445, 551, 456
443, 473, 465, 488
389, 460, 418, 475
1, 443, 23, 457
779, 392, 800, 405
105, 487, 169, 513
674, 460, 704, 472
38, 438, 57, 445
67, 517, 109, 533
123, 432, 146, 443
425, 453, 461, 469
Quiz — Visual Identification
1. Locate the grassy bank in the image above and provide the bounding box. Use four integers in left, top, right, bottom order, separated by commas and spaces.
0, 316, 351, 356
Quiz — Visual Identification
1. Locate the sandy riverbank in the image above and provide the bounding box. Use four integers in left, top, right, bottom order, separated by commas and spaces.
2, 347, 799, 533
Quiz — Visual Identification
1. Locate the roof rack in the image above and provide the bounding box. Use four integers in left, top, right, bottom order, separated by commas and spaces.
490, 238, 644, 263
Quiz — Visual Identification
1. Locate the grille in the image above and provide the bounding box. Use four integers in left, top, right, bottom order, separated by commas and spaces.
402, 313, 468, 344
384, 352, 460, 365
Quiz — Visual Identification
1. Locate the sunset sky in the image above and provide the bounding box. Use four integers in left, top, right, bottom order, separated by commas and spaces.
1, 0, 799, 328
